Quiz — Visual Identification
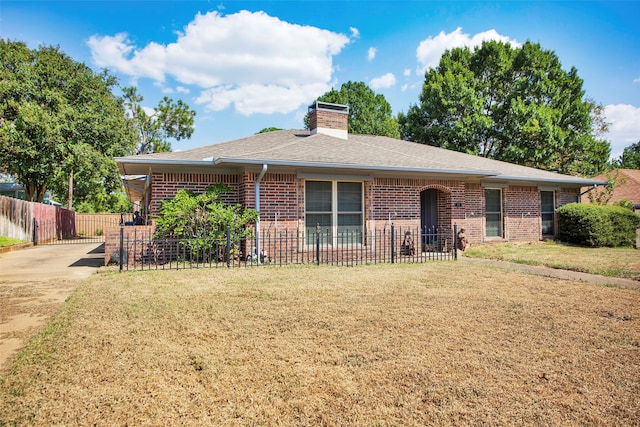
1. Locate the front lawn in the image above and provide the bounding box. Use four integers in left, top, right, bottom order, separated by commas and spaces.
464, 241, 640, 280
1, 263, 638, 425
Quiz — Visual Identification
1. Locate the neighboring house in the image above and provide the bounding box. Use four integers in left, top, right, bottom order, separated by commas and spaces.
0, 182, 59, 205
582, 169, 640, 212
115, 102, 605, 247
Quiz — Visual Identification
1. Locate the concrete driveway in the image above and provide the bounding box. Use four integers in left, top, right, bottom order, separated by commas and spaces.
0, 242, 104, 369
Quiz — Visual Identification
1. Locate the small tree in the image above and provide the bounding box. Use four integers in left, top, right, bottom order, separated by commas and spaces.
154, 184, 258, 260
122, 87, 196, 154
587, 170, 626, 205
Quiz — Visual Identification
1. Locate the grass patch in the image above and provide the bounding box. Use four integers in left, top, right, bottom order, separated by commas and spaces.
1, 263, 639, 425
464, 241, 640, 280
0, 236, 27, 248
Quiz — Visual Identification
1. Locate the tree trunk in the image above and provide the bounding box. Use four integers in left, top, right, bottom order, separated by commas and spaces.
68, 170, 73, 210
36, 185, 46, 203
25, 185, 36, 203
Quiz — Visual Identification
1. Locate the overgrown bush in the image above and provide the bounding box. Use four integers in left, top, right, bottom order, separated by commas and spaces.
154, 184, 258, 260
558, 203, 640, 247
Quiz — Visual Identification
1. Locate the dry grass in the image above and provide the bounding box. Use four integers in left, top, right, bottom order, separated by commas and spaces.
465, 241, 640, 280
1, 263, 639, 426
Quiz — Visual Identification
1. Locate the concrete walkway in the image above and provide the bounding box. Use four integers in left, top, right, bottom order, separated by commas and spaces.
459, 255, 640, 289
0, 242, 104, 368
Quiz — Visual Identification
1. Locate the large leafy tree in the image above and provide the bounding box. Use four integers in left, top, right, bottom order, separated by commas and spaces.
617, 141, 640, 169
0, 40, 135, 204
122, 87, 196, 154
399, 41, 610, 176
307, 81, 400, 138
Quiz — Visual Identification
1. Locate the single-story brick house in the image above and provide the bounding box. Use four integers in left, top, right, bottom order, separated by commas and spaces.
115, 102, 605, 249
582, 169, 640, 212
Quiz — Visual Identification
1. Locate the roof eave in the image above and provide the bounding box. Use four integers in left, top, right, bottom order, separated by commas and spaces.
115, 156, 607, 186
115, 157, 214, 175
212, 157, 499, 177
494, 175, 608, 186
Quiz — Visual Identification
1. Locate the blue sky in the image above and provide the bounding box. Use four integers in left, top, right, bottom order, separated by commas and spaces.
2, 1, 639, 161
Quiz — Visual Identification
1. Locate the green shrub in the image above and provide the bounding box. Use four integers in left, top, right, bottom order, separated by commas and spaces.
154, 184, 259, 260
558, 203, 640, 247
605, 206, 640, 246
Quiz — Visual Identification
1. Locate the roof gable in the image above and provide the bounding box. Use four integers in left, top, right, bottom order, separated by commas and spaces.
589, 169, 640, 204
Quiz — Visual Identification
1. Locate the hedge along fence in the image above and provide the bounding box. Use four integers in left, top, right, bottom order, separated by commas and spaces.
557, 203, 640, 247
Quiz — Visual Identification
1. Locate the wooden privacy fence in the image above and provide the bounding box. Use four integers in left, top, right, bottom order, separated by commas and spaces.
75, 214, 122, 236
0, 195, 74, 243
1, 195, 126, 244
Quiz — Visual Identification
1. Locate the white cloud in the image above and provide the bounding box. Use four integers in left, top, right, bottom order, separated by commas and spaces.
196, 82, 331, 115
87, 10, 350, 115
350, 27, 360, 39
367, 47, 377, 61
176, 86, 190, 94
369, 72, 396, 90
604, 104, 640, 158
403, 68, 411, 77
415, 27, 520, 73
633, 76, 640, 83
401, 84, 408, 92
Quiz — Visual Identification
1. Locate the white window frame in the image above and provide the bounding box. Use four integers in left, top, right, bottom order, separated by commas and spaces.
541, 190, 555, 236
484, 188, 503, 239
304, 180, 364, 246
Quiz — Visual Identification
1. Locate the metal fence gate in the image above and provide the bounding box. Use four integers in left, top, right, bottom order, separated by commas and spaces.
38, 214, 122, 245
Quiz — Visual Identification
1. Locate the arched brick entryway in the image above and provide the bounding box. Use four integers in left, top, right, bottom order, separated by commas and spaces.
419, 185, 452, 251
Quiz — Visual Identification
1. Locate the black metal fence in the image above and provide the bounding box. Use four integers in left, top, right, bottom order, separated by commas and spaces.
114, 224, 458, 271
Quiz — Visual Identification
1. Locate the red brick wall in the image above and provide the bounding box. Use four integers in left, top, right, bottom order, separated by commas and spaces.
368, 178, 464, 225
104, 225, 154, 266
149, 173, 240, 214
251, 173, 299, 229
309, 109, 348, 132
504, 186, 541, 241
145, 171, 583, 246
558, 188, 579, 206
463, 184, 484, 243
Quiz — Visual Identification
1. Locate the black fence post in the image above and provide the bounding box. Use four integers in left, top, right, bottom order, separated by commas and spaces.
119, 226, 124, 271
226, 226, 231, 268
315, 224, 320, 266
32, 218, 38, 246
391, 223, 395, 264
453, 224, 458, 260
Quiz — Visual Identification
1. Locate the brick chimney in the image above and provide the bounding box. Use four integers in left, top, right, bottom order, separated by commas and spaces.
308, 101, 348, 140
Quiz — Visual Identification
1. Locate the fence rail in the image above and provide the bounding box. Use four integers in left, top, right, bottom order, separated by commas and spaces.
35, 214, 122, 245
112, 224, 458, 270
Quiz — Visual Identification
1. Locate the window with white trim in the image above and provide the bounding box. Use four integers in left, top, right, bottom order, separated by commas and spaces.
485, 188, 503, 238
305, 180, 363, 245
541, 191, 555, 235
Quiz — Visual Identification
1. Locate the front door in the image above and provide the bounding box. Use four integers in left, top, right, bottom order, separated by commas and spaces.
420, 189, 438, 248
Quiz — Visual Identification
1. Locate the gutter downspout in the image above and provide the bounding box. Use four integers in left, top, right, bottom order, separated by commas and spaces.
579, 183, 604, 203
255, 164, 268, 264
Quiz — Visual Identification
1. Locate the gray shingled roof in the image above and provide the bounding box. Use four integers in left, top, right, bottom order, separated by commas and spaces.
116, 129, 605, 186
